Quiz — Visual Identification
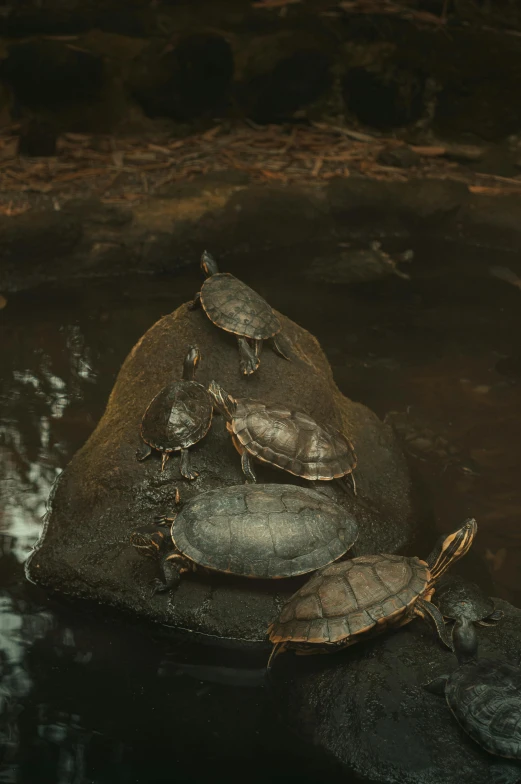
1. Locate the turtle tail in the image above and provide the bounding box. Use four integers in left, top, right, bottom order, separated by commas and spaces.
266, 642, 287, 674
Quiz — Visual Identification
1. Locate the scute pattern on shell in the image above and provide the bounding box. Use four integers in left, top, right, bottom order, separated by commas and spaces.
201, 273, 280, 339
446, 659, 521, 758
233, 400, 357, 480
171, 484, 358, 579
141, 380, 213, 450
268, 554, 429, 644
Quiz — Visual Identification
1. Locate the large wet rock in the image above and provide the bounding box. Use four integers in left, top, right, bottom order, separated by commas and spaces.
275, 597, 521, 784
27, 302, 416, 646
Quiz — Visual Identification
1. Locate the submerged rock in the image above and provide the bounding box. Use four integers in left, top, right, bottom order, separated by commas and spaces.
306, 242, 413, 285
275, 598, 521, 784
27, 302, 417, 645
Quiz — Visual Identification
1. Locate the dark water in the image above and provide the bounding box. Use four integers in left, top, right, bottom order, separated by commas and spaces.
1, 236, 521, 782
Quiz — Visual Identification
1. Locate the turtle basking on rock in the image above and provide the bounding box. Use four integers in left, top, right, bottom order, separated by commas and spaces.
190, 251, 291, 375
434, 576, 504, 633
131, 484, 359, 592
136, 346, 213, 479
208, 381, 358, 494
267, 518, 477, 668
425, 616, 521, 781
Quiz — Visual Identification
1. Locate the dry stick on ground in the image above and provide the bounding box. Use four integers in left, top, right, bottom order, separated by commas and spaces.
0, 122, 519, 210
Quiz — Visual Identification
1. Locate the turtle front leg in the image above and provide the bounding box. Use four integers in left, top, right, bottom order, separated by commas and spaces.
414, 597, 454, 650
188, 291, 202, 310
240, 449, 257, 483
179, 448, 199, 480
153, 552, 192, 594
237, 337, 260, 375
136, 442, 152, 462
476, 608, 504, 626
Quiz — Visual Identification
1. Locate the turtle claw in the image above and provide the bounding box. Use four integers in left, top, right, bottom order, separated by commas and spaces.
181, 468, 199, 480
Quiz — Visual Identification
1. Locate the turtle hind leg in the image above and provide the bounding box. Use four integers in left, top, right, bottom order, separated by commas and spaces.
180, 448, 199, 480
415, 597, 454, 651
240, 450, 257, 483
160, 452, 170, 472
337, 473, 357, 497
237, 337, 260, 375
153, 553, 191, 595
269, 333, 292, 361
136, 442, 152, 462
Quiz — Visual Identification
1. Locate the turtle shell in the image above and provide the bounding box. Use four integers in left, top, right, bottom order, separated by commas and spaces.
141, 380, 213, 451
445, 659, 521, 758
170, 484, 358, 579
200, 273, 280, 340
232, 399, 357, 481
268, 554, 429, 644
435, 578, 496, 622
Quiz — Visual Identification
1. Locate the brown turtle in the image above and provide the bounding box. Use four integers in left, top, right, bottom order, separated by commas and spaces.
136, 346, 213, 479
208, 381, 358, 494
267, 518, 478, 668
131, 484, 359, 592
189, 251, 290, 375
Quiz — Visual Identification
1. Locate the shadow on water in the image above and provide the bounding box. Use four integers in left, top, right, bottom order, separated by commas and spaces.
1, 234, 521, 782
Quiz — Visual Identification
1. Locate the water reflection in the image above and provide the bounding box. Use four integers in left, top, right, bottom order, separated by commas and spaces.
1, 238, 521, 781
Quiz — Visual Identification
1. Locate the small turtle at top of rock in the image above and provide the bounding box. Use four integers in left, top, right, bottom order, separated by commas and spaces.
190, 251, 291, 375
266, 518, 478, 668
425, 616, 521, 780
130, 484, 359, 593
434, 576, 504, 636
136, 345, 213, 479
208, 380, 358, 494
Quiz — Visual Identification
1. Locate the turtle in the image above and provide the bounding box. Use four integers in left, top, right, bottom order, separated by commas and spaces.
189, 251, 290, 375
434, 576, 504, 634
266, 518, 478, 668
136, 346, 213, 479
208, 381, 358, 494
425, 615, 521, 777
130, 483, 359, 592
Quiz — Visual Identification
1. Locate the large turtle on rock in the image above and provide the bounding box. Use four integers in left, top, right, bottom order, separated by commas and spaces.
208, 381, 358, 494
267, 518, 477, 668
426, 616, 521, 780
136, 346, 213, 479
190, 251, 290, 375
131, 484, 359, 592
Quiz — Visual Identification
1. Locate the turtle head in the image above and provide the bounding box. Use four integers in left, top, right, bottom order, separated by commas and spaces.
201, 251, 219, 278
426, 518, 477, 583
130, 530, 168, 560
208, 380, 236, 420
452, 615, 479, 664
183, 345, 201, 380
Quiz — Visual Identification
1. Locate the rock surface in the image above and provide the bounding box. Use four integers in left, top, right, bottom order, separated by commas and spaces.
275, 596, 521, 784
27, 301, 417, 645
